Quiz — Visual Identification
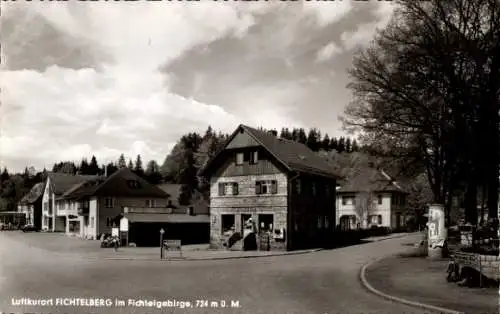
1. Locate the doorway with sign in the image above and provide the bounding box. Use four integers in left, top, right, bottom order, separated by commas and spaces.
258, 214, 273, 251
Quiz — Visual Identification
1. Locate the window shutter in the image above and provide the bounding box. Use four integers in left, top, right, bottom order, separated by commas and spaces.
233, 183, 239, 195
218, 183, 225, 196
271, 180, 278, 194
378, 215, 382, 225
251, 151, 258, 164
255, 181, 262, 195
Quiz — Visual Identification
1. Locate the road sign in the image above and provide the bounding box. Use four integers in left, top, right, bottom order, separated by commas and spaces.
164, 239, 181, 250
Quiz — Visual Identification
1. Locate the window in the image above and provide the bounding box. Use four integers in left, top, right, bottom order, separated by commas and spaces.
106, 217, 116, 227
369, 215, 383, 225
311, 182, 316, 196
378, 195, 383, 205
317, 216, 323, 228
258, 214, 273, 233
218, 182, 238, 196
295, 179, 301, 195
221, 214, 235, 234
104, 197, 114, 208
249, 151, 259, 164
324, 216, 330, 228
126, 180, 141, 189
236, 153, 244, 165
256, 180, 277, 195
167, 200, 173, 207
342, 196, 354, 205
145, 199, 156, 208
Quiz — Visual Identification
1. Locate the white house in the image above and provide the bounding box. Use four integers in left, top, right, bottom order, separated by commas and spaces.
41, 173, 99, 232
336, 164, 409, 230
59, 168, 169, 240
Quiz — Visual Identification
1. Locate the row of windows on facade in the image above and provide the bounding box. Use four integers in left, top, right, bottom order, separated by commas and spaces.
219, 214, 331, 235
218, 180, 279, 196
45, 198, 159, 210
235, 151, 259, 166
218, 180, 336, 196
341, 195, 406, 206
341, 214, 383, 227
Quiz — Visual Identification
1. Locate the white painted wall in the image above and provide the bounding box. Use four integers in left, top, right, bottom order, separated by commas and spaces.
336, 193, 393, 228
84, 198, 98, 240
41, 177, 55, 231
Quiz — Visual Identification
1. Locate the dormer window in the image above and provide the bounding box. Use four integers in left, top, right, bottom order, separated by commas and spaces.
249, 151, 259, 164
236, 153, 244, 165
127, 180, 141, 189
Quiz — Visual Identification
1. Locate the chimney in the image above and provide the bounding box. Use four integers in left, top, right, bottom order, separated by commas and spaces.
268, 130, 278, 137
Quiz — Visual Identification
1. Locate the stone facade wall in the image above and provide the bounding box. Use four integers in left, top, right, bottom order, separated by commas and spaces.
210, 174, 288, 250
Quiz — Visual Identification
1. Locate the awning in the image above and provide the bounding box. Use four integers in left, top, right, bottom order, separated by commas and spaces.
124, 213, 210, 223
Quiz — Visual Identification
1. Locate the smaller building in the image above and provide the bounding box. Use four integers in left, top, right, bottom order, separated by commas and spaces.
60, 168, 170, 240
336, 164, 409, 230
41, 173, 99, 232
121, 208, 210, 247
17, 182, 45, 230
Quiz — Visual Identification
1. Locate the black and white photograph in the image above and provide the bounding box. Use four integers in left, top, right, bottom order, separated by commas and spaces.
1, 1, 499, 313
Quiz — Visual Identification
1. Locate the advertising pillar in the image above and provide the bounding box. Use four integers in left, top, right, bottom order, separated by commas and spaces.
427, 204, 447, 259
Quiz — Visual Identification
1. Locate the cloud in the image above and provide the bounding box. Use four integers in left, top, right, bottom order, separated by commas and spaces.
1, 2, 379, 172
316, 42, 342, 62
340, 2, 396, 50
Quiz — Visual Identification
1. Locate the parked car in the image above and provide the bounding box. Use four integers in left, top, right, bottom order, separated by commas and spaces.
21, 224, 38, 232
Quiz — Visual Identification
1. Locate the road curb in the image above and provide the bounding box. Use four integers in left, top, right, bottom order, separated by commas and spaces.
359, 255, 464, 314
94, 248, 323, 262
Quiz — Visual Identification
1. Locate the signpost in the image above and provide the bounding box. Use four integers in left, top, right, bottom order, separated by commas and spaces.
160, 228, 165, 260
163, 239, 182, 259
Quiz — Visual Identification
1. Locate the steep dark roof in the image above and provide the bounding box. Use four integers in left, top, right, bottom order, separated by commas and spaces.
199, 124, 340, 179
47, 172, 100, 196
62, 168, 169, 199
19, 182, 46, 205
337, 166, 408, 194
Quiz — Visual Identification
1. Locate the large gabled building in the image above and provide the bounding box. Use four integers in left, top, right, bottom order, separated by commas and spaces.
199, 124, 340, 251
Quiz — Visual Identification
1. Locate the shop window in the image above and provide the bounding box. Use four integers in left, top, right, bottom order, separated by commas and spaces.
221, 214, 235, 235
258, 214, 273, 233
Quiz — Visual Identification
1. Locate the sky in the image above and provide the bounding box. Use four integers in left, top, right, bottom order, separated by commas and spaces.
0, 1, 395, 173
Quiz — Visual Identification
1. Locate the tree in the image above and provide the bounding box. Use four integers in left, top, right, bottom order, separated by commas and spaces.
306, 128, 320, 151
79, 158, 90, 175
354, 191, 377, 228
297, 128, 307, 144
337, 137, 346, 153
118, 154, 126, 169
127, 159, 133, 170
134, 154, 144, 176
145, 160, 162, 184
341, 0, 500, 227
351, 139, 360, 152
321, 134, 330, 152
88, 156, 100, 175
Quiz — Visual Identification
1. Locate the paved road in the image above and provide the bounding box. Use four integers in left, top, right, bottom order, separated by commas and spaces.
0, 232, 431, 314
